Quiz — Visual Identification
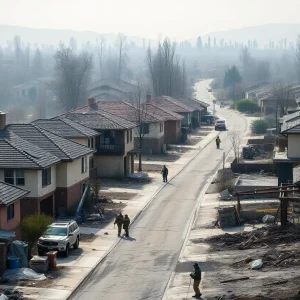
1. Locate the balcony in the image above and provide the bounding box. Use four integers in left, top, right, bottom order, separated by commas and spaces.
96, 143, 125, 155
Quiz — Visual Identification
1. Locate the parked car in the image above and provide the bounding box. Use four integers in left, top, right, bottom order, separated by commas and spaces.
215, 120, 226, 131
202, 115, 216, 125
208, 88, 212, 92
37, 220, 80, 257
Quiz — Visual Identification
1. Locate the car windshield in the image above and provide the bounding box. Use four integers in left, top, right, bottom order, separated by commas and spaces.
44, 227, 67, 236
216, 120, 225, 124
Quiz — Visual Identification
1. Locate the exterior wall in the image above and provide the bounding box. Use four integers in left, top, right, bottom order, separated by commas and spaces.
191, 111, 200, 128
71, 138, 88, 146
180, 112, 191, 127
146, 122, 164, 138
134, 136, 164, 154
287, 135, 300, 158
94, 155, 125, 178
0, 200, 21, 231
124, 129, 135, 153
164, 120, 181, 144
0, 167, 56, 198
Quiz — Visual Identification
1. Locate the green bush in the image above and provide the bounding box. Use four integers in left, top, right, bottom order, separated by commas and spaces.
236, 99, 259, 113
251, 119, 269, 134
20, 214, 52, 257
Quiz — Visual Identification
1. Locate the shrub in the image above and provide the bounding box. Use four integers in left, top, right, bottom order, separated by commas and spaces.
236, 99, 259, 113
20, 214, 52, 257
251, 119, 269, 134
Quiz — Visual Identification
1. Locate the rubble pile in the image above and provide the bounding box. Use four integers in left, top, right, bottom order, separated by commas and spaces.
0, 289, 24, 300
199, 225, 300, 250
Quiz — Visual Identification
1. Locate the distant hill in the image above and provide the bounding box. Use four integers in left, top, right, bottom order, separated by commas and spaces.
196, 24, 300, 47
0, 25, 153, 48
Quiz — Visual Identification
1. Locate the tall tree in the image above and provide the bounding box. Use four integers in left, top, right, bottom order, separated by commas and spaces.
256, 60, 271, 81
116, 33, 127, 80
223, 66, 242, 88
295, 34, 300, 81
196, 36, 203, 50
96, 36, 105, 78
32, 48, 43, 79
48, 45, 93, 111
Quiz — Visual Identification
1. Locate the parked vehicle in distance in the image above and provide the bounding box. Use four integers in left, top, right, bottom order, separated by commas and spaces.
215, 120, 226, 131
202, 114, 217, 125
207, 88, 212, 92
37, 220, 80, 257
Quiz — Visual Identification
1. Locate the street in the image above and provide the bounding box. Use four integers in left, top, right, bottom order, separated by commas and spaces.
71, 80, 248, 300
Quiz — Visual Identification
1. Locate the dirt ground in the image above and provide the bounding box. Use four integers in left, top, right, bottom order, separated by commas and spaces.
99, 191, 137, 200
194, 225, 300, 299
135, 163, 163, 173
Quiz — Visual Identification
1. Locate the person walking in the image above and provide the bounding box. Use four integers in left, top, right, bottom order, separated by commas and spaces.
190, 263, 202, 298
114, 212, 124, 237
161, 165, 169, 183
123, 214, 131, 237
216, 136, 221, 149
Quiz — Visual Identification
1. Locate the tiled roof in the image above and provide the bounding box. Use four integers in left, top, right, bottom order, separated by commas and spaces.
142, 103, 184, 121
65, 111, 136, 130
177, 97, 205, 111
6, 124, 94, 161
280, 111, 300, 133
71, 101, 164, 123
33, 118, 99, 138
189, 98, 210, 108
0, 181, 30, 206
0, 130, 60, 169
148, 96, 194, 113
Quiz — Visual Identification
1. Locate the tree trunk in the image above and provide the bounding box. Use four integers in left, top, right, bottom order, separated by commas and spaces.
138, 137, 142, 172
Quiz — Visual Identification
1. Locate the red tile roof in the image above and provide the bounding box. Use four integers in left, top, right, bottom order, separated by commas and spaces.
148, 96, 194, 113
142, 103, 184, 121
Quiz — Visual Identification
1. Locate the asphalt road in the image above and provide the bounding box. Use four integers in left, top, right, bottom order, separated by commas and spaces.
71, 80, 247, 300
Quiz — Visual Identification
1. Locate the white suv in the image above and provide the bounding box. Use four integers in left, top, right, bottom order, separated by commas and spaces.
38, 220, 80, 257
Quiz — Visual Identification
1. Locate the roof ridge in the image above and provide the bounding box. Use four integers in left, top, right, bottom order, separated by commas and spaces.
97, 109, 133, 129
60, 118, 87, 136
4, 136, 43, 168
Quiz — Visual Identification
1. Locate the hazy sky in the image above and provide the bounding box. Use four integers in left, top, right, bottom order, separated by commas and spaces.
1, 0, 300, 40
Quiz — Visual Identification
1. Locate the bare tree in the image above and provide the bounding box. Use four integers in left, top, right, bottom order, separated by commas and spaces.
31, 48, 43, 79
239, 46, 251, 80
256, 60, 271, 81
295, 34, 300, 81
48, 45, 93, 111
228, 130, 242, 163
96, 36, 105, 78
116, 33, 127, 80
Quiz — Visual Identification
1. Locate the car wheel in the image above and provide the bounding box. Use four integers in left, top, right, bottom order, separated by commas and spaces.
73, 236, 79, 249
63, 244, 70, 257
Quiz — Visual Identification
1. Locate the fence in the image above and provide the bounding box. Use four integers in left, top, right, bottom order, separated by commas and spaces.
231, 159, 277, 174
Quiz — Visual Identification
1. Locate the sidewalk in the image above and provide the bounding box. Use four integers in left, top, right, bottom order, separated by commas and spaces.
0, 128, 220, 300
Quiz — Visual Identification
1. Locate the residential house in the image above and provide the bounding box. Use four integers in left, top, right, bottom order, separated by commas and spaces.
6, 123, 94, 214
71, 98, 167, 154
274, 111, 300, 185
64, 110, 137, 178
0, 181, 29, 231
0, 129, 60, 218
32, 118, 100, 178
88, 78, 138, 101
147, 96, 194, 129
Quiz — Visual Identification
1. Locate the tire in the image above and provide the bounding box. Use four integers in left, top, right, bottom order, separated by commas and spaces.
63, 244, 70, 257
73, 236, 79, 249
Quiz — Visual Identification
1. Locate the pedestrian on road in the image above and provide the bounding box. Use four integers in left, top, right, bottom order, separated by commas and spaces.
123, 214, 131, 237
114, 212, 123, 237
190, 263, 202, 298
216, 136, 221, 149
161, 165, 168, 182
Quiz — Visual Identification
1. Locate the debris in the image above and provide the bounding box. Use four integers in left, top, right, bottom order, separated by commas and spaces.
104, 232, 109, 235
263, 280, 288, 286
220, 189, 233, 200
86, 213, 104, 221
262, 215, 275, 224
218, 206, 241, 228
249, 259, 263, 270
275, 254, 295, 266
1, 268, 46, 281
220, 276, 250, 283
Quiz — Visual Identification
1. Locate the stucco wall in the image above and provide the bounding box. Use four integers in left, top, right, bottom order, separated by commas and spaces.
124, 129, 135, 153
38, 165, 57, 197
0, 199, 21, 231
288, 135, 300, 158
72, 138, 88, 146
94, 155, 125, 178
180, 112, 191, 126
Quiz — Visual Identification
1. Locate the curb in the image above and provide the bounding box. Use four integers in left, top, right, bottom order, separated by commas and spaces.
66, 127, 219, 300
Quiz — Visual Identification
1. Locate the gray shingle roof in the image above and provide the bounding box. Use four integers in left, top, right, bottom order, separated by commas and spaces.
0, 130, 60, 169
6, 124, 94, 161
0, 181, 30, 206
65, 111, 136, 130
177, 98, 205, 111
148, 96, 194, 113
33, 118, 99, 139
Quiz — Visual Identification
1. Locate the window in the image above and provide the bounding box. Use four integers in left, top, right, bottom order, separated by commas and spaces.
141, 123, 150, 134
7, 203, 14, 221
91, 138, 94, 149
4, 169, 14, 185
42, 168, 51, 187
4, 169, 25, 186
16, 170, 25, 186
130, 129, 133, 142
81, 156, 87, 173
160, 122, 163, 133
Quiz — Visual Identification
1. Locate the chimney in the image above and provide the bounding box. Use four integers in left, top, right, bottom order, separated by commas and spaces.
146, 93, 151, 102
88, 97, 98, 110
0, 112, 6, 130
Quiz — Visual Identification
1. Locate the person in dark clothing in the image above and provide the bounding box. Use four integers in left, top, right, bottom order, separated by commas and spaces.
161, 165, 169, 182
216, 136, 221, 149
190, 263, 202, 298
114, 212, 124, 237
123, 214, 131, 237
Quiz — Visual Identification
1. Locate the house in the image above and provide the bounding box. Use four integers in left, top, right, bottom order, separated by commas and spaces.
88, 78, 138, 101
71, 98, 167, 154
273, 111, 300, 185
32, 118, 100, 177
146, 96, 194, 129
0, 181, 30, 231
0, 128, 60, 218
64, 109, 137, 178
6, 123, 94, 214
